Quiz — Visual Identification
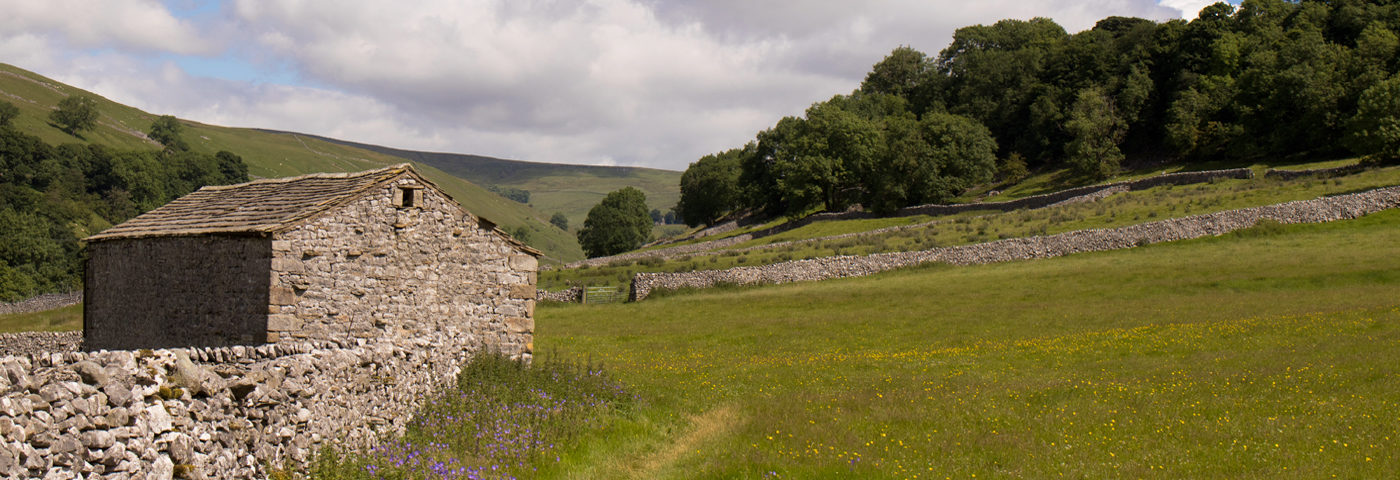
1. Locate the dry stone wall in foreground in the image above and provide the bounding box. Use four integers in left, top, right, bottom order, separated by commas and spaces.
0, 328, 481, 479
632, 185, 1400, 300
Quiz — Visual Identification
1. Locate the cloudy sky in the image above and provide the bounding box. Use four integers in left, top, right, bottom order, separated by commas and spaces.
0, 0, 1224, 171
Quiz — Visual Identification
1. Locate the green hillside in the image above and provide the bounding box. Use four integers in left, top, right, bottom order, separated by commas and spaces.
299, 134, 682, 228
0, 63, 584, 263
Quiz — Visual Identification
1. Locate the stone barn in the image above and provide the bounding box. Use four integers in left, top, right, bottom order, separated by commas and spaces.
83, 164, 539, 355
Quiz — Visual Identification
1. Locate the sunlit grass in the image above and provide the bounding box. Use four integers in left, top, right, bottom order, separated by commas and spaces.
0, 303, 81, 333
536, 209, 1400, 478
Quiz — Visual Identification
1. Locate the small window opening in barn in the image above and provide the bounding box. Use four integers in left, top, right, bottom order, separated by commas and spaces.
395, 185, 424, 208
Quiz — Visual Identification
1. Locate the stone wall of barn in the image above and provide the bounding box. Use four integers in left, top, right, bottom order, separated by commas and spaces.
268, 174, 538, 358
83, 237, 272, 350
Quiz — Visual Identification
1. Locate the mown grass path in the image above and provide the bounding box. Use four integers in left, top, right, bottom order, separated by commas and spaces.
539, 210, 1400, 478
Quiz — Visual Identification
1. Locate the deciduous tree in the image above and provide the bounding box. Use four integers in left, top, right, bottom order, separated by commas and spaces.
0, 101, 18, 128
1065, 87, 1126, 179
1346, 74, 1400, 163
549, 212, 569, 231
148, 115, 189, 151
50, 95, 99, 135
578, 187, 652, 257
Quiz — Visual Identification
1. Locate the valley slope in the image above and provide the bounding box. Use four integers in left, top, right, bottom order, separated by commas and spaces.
295, 133, 682, 228
0, 63, 586, 262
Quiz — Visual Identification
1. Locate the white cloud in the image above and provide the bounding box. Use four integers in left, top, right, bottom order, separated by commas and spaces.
1158, 0, 1222, 19
2, 0, 1209, 171
0, 0, 215, 55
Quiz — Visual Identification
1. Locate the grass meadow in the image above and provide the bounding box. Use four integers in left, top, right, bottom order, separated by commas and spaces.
0, 304, 81, 333
530, 209, 1400, 478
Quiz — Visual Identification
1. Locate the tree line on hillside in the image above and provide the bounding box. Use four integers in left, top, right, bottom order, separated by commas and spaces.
678, 0, 1400, 227
0, 100, 249, 302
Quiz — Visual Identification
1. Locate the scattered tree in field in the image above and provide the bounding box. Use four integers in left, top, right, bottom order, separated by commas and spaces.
148, 115, 189, 151
578, 187, 652, 257
549, 212, 569, 231
488, 185, 530, 203
0, 101, 18, 127
50, 95, 99, 135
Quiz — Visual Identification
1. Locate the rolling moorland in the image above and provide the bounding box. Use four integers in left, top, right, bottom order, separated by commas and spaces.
292, 133, 682, 229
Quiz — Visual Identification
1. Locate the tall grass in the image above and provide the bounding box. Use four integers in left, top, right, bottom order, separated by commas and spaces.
284, 352, 633, 479
535, 209, 1400, 478
0, 304, 81, 332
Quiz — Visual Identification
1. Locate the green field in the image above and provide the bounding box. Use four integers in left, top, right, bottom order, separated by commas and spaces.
533, 209, 1400, 478
0, 63, 586, 263
0, 304, 81, 333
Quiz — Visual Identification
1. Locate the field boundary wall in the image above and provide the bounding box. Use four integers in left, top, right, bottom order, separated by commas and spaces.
632, 184, 1400, 300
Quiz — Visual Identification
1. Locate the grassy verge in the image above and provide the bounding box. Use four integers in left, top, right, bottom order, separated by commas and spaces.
0, 304, 82, 333
282, 352, 634, 479
535, 208, 1400, 478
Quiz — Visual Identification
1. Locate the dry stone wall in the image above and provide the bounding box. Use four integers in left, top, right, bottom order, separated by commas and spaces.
1264, 164, 1366, 180
0, 293, 82, 316
894, 168, 1254, 217
536, 287, 584, 303
632, 185, 1400, 300
0, 332, 80, 357
0, 328, 480, 479
569, 168, 1255, 269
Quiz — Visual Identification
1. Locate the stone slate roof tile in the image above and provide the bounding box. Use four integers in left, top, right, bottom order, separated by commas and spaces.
88, 164, 408, 241
85, 164, 541, 256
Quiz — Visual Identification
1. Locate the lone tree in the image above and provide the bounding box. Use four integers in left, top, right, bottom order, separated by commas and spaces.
148, 115, 189, 151
549, 212, 569, 231
0, 101, 18, 127
51, 95, 99, 135
578, 187, 651, 258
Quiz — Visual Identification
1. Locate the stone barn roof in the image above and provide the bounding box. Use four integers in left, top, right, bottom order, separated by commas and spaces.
86, 164, 540, 254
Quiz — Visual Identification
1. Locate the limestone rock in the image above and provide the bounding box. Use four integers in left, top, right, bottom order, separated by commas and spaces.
72, 361, 110, 386
168, 352, 221, 397
143, 405, 174, 434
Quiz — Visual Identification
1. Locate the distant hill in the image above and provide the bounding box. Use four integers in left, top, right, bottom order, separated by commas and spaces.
0, 63, 585, 263
290, 133, 682, 229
